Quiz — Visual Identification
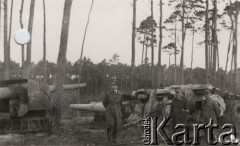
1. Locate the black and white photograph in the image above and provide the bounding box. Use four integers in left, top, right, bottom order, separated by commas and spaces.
0, 0, 240, 145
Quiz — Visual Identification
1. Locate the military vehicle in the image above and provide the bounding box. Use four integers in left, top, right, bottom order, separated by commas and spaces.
70, 84, 240, 128
220, 91, 240, 126
0, 79, 86, 133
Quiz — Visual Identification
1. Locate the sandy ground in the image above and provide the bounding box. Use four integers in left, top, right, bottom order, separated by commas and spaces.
0, 117, 144, 146
0, 117, 239, 146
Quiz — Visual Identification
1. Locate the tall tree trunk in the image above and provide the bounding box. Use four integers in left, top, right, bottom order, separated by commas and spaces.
43, 0, 47, 83
231, 20, 237, 91
168, 53, 171, 86
168, 54, 171, 67
3, 0, 9, 80
8, 0, 13, 57
157, 0, 162, 88
230, 50, 234, 90
180, 0, 185, 84
4, 0, 13, 80
174, 19, 177, 84
141, 41, 145, 65
78, 0, 94, 117
145, 44, 148, 65
151, 0, 155, 88
52, 0, 73, 134
26, 0, 35, 66
130, 0, 137, 90
216, 43, 220, 87
191, 26, 195, 82
209, 23, 213, 82
0, 0, 1, 49
141, 41, 144, 86
79, 0, 94, 82
205, 0, 209, 83
0, 1, 1, 80
234, 3, 239, 92
224, 30, 233, 89
210, 37, 213, 82
20, 0, 25, 69
225, 30, 233, 73
212, 0, 218, 85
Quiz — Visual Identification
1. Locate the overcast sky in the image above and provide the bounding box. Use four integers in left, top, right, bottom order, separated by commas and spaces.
0, 0, 238, 70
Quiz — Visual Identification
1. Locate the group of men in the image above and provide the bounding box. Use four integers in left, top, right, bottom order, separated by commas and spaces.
102, 82, 222, 145
170, 88, 221, 144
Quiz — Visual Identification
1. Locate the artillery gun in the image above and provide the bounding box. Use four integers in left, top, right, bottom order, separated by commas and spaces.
70, 85, 240, 128
146, 84, 240, 125
69, 89, 160, 123
0, 79, 86, 133
177, 84, 240, 125
70, 102, 106, 122
220, 91, 240, 126
69, 93, 135, 122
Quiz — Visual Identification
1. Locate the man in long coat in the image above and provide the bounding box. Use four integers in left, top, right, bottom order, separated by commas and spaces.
202, 88, 221, 124
201, 88, 221, 144
170, 88, 189, 142
103, 83, 122, 144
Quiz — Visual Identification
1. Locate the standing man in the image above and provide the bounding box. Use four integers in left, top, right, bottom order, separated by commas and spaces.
202, 88, 221, 125
103, 82, 122, 144
170, 88, 189, 141
201, 88, 221, 144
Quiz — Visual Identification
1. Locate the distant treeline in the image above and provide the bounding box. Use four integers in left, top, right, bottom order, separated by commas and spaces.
0, 57, 239, 94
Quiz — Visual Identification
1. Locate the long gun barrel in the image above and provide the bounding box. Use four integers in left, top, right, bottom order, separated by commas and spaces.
0, 83, 86, 100
0, 87, 26, 100
70, 102, 106, 112
49, 83, 87, 93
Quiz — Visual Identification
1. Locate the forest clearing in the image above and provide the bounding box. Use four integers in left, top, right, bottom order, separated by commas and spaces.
0, 0, 240, 145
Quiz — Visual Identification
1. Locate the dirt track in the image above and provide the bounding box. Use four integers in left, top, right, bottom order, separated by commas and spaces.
0, 117, 144, 146
1, 117, 239, 146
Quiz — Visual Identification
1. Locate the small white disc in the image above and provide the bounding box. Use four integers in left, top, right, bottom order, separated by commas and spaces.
14, 29, 31, 45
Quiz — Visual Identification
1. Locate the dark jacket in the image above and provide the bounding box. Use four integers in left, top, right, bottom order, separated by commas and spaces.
103, 91, 122, 129
201, 97, 221, 124
170, 95, 188, 132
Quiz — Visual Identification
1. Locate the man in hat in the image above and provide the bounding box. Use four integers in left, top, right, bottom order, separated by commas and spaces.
201, 88, 221, 125
103, 82, 122, 144
201, 87, 221, 144
170, 88, 189, 137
